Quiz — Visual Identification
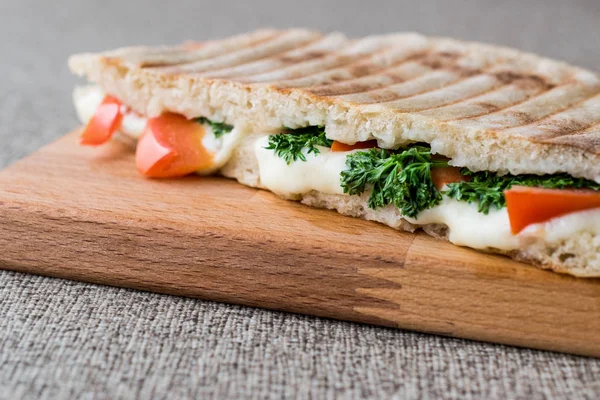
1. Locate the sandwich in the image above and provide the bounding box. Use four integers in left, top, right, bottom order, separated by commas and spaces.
68, 29, 600, 277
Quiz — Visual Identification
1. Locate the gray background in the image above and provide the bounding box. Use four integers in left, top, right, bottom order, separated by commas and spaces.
1, 0, 599, 398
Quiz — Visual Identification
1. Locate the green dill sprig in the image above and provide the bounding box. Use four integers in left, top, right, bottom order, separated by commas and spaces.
265, 126, 333, 164
340, 146, 449, 218
196, 117, 234, 138
444, 170, 600, 214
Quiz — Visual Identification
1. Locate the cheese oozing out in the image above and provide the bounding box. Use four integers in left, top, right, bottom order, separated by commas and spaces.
254, 135, 600, 250
255, 136, 350, 197
73, 85, 243, 173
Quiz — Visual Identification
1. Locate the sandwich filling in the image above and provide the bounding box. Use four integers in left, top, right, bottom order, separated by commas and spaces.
74, 86, 600, 254
75, 86, 244, 176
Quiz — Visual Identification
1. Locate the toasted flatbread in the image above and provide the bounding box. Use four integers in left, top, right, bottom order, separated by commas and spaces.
70, 29, 600, 181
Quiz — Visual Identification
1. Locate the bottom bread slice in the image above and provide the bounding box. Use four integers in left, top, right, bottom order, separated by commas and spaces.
219, 134, 600, 278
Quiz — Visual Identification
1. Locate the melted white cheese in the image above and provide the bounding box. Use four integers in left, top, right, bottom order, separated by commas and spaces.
200, 124, 244, 174
254, 137, 600, 250
405, 198, 518, 250
74, 85, 146, 139
521, 208, 600, 244
73, 85, 242, 173
254, 135, 351, 196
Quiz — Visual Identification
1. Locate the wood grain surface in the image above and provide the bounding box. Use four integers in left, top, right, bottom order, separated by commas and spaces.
0, 131, 599, 357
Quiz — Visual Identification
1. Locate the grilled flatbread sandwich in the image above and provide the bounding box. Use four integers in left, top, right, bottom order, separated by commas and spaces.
69, 29, 600, 277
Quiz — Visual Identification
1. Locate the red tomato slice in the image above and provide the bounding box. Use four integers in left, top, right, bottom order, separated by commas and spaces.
80, 95, 122, 146
505, 186, 600, 234
431, 167, 466, 190
136, 113, 213, 178
331, 140, 378, 152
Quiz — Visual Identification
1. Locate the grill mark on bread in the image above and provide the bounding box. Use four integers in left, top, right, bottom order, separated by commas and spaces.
543, 128, 600, 153
311, 52, 483, 99
418, 82, 547, 121
157, 31, 321, 74
278, 50, 328, 63
308, 74, 407, 97
239, 47, 370, 83
472, 102, 500, 112
560, 121, 600, 136
338, 65, 489, 104
311, 51, 480, 98
388, 78, 507, 112
424, 76, 552, 121
346, 62, 553, 111
527, 118, 591, 138
502, 94, 600, 141
449, 103, 525, 122
138, 30, 280, 68
307, 63, 433, 97
252, 36, 331, 66
269, 44, 428, 88
198, 35, 335, 79
506, 110, 539, 125
345, 63, 384, 78
251, 45, 478, 93
499, 92, 600, 136
493, 71, 556, 90
258, 35, 433, 86
305, 54, 433, 96
340, 70, 464, 103
531, 119, 592, 138
418, 51, 461, 69
458, 83, 600, 130
318, 50, 478, 94
241, 43, 398, 84
346, 61, 527, 107
140, 61, 185, 68
278, 44, 410, 84
189, 33, 321, 74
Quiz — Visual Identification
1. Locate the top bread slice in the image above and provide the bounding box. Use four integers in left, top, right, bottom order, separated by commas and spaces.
69, 29, 600, 182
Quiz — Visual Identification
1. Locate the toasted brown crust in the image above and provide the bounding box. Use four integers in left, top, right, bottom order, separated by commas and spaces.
69, 29, 600, 181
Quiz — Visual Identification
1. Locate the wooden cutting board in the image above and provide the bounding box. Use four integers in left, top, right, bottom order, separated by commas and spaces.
1, 131, 599, 357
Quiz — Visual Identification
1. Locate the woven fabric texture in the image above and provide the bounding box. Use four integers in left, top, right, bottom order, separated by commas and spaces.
1, 0, 599, 398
